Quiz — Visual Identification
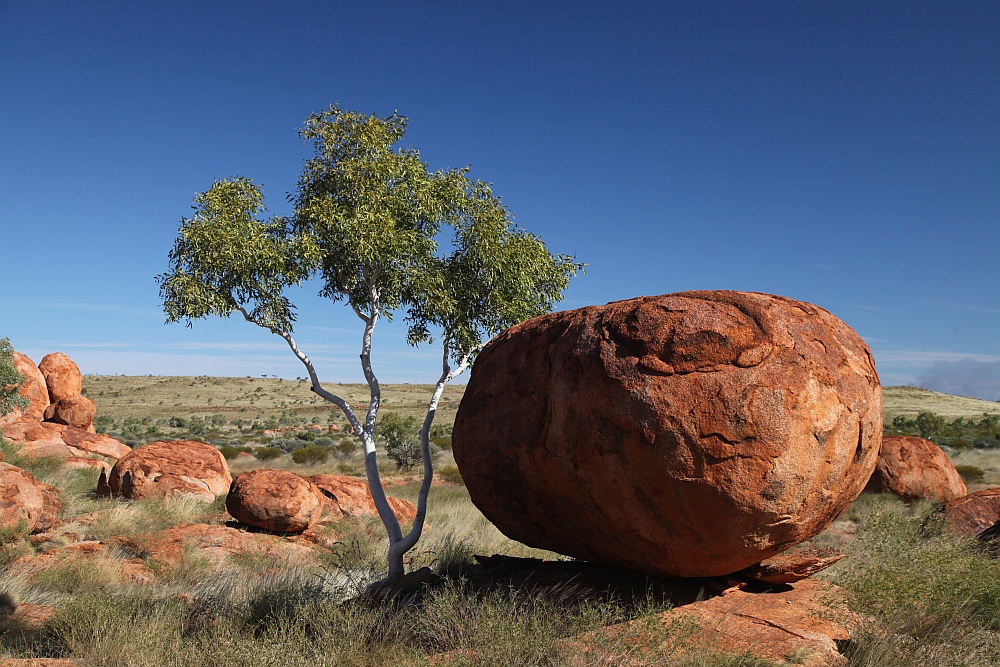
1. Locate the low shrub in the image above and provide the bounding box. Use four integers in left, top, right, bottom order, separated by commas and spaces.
954, 464, 986, 484
253, 447, 282, 461
291, 445, 328, 466
436, 465, 464, 485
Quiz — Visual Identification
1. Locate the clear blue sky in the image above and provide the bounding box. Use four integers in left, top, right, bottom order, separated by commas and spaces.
2, 1, 998, 395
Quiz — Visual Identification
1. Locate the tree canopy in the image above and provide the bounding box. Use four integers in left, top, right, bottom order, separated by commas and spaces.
158, 105, 582, 584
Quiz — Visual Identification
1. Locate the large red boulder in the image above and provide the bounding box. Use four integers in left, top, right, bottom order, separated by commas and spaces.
2, 419, 129, 463
43, 395, 97, 431
941, 488, 1000, 539
227, 469, 328, 533
864, 435, 966, 502
37, 353, 82, 403
453, 291, 882, 578
101, 440, 232, 502
309, 474, 417, 523
0, 462, 61, 533
0, 353, 49, 424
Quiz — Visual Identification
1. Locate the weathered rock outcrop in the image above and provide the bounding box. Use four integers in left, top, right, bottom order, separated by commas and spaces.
453, 291, 882, 578
106, 522, 319, 567
942, 487, 1000, 539
309, 474, 417, 523
42, 395, 97, 431
575, 579, 852, 667
37, 353, 82, 403
864, 435, 967, 502
227, 469, 328, 533
100, 440, 231, 502
0, 462, 61, 533
2, 419, 129, 463
0, 353, 49, 424
738, 547, 845, 584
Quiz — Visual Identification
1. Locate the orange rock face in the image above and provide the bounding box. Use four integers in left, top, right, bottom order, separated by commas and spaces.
0, 353, 49, 424
309, 474, 417, 523
102, 440, 232, 502
0, 462, 61, 533
106, 522, 319, 567
864, 436, 966, 502
227, 469, 327, 533
942, 488, 1000, 539
43, 395, 97, 430
2, 419, 129, 462
453, 291, 882, 578
37, 353, 83, 403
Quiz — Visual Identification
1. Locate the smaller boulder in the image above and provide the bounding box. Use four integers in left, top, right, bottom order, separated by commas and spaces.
309, 474, 417, 523
865, 436, 967, 502
0, 462, 61, 533
738, 547, 845, 584
0, 353, 49, 424
102, 440, 232, 502
941, 488, 1000, 539
226, 469, 328, 533
43, 395, 97, 430
37, 353, 83, 403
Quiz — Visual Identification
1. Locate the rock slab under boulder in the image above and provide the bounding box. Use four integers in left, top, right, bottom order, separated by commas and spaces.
100, 440, 232, 502
453, 291, 882, 578
864, 435, 967, 502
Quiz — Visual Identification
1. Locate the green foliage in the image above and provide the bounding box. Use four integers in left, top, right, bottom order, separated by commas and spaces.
290, 445, 328, 465
252, 446, 282, 461
954, 464, 986, 484
436, 465, 464, 486
837, 502, 1000, 634
889, 410, 1000, 448
0, 337, 27, 417
332, 438, 357, 462
377, 412, 423, 471
218, 445, 253, 460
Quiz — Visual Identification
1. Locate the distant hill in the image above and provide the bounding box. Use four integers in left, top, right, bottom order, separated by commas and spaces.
81, 376, 998, 430
882, 385, 1000, 422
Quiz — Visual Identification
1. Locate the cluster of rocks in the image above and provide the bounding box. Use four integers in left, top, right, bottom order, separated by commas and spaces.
95, 438, 416, 533
2, 351, 131, 537
1, 351, 130, 471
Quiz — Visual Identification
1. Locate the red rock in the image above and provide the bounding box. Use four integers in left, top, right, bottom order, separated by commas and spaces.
573, 579, 851, 667
37, 353, 82, 403
453, 291, 882, 578
309, 473, 417, 523
942, 487, 1000, 539
864, 435, 966, 502
2, 419, 129, 462
738, 547, 845, 584
102, 440, 232, 502
43, 395, 97, 430
7, 540, 153, 585
0, 462, 61, 533
0, 353, 49, 424
0, 602, 56, 631
106, 522, 319, 568
226, 469, 328, 532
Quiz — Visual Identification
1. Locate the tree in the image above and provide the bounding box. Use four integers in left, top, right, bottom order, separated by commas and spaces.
158, 105, 581, 585
915, 411, 945, 440
0, 337, 28, 418
378, 411, 427, 471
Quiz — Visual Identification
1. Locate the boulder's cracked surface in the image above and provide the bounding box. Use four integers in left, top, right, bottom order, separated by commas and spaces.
453, 291, 882, 577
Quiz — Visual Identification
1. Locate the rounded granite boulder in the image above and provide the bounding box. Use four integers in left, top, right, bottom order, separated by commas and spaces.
452, 291, 882, 578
